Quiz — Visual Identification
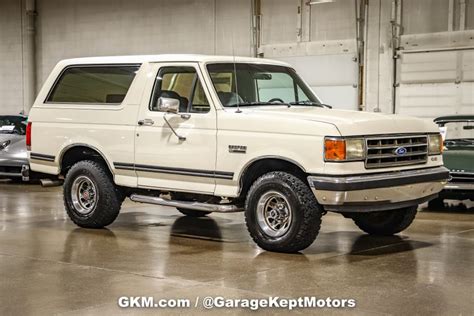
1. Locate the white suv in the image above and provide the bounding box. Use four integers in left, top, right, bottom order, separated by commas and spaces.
27, 54, 449, 253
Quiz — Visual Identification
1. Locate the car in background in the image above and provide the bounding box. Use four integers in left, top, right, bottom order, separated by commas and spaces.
0, 115, 30, 182
431, 115, 474, 207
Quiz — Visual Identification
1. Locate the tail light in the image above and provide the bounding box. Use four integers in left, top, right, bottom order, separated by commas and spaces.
26, 122, 32, 151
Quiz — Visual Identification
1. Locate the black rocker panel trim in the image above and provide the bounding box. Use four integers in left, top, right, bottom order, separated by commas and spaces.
114, 162, 234, 180
30, 152, 56, 162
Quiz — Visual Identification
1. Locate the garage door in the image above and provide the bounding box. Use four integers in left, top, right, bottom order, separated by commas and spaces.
396, 49, 474, 119
273, 55, 359, 111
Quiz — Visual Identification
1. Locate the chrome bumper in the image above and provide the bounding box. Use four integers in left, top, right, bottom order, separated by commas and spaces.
308, 166, 450, 212
0, 157, 29, 180
444, 182, 474, 191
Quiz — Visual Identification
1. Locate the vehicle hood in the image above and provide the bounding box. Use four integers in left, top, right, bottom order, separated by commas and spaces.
242, 106, 439, 136
443, 147, 474, 172
0, 134, 27, 157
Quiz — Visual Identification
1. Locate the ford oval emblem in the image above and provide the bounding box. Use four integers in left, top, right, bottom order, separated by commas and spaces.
394, 146, 407, 156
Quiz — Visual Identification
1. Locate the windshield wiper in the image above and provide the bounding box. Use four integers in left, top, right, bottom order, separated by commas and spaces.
446, 138, 474, 144
289, 101, 332, 109
226, 101, 291, 107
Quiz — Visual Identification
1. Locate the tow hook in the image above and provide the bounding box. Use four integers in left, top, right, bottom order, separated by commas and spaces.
21, 165, 30, 182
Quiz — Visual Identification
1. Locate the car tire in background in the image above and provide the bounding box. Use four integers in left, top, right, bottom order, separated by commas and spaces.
351, 206, 418, 235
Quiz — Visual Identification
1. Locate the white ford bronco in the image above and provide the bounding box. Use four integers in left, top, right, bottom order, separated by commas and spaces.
28, 54, 449, 253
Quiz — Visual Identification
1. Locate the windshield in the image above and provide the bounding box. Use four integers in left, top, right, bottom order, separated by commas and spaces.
206, 63, 321, 107
0, 116, 28, 135
439, 121, 474, 141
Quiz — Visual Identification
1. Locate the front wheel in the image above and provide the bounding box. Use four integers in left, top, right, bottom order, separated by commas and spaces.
245, 172, 323, 253
351, 206, 418, 236
63, 160, 123, 228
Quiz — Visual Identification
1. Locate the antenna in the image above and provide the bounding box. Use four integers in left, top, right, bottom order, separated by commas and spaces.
231, 29, 241, 113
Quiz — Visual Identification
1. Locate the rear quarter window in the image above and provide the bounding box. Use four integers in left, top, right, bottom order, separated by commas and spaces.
46, 65, 140, 104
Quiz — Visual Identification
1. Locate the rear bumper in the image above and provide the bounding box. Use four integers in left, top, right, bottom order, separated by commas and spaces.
308, 166, 450, 212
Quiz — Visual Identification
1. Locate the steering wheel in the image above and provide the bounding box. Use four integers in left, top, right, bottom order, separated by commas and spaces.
268, 98, 285, 103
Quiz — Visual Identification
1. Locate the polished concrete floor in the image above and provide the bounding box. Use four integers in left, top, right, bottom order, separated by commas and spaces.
0, 182, 473, 315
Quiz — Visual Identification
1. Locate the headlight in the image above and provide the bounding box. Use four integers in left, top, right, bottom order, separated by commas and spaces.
324, 138, 365, 161
428, 133, 443, 155
0, 140, 11, 150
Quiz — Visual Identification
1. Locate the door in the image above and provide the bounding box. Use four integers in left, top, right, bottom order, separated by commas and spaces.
134, 63, 217, 193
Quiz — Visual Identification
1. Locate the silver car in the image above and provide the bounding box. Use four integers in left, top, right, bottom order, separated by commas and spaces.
0, 115, 30, 181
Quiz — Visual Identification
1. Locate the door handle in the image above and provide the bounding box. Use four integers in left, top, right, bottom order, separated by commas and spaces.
138, 119, 155, 126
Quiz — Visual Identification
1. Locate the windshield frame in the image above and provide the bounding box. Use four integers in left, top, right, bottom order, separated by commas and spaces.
437, 120, 474, 142
204, 62, 321, 110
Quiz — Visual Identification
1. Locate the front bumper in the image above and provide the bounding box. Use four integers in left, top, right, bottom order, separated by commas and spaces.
308, 166, 450, 212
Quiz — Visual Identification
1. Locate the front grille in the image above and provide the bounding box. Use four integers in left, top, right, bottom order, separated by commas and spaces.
450, 172, 474, 183
365, 135, 428, 169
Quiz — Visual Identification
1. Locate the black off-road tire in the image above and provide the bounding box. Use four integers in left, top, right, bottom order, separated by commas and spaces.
245, 172, 323, 253
428, 198, 445, 210
177, 208, 211, 217
63, 160, 122, 228
352, 206, 418, 236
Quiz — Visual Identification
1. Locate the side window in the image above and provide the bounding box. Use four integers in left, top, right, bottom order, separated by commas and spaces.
150, 66, 210, 113
46, 65, 140, 104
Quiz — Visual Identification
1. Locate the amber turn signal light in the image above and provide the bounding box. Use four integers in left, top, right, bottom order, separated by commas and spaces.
324, 139, 346, 161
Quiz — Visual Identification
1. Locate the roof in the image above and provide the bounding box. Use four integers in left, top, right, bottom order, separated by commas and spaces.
434, 115, 474, 123
57, 54, 291, 67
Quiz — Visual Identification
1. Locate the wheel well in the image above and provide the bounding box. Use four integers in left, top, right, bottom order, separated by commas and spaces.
238, 158, 307, 200
60, 146, 111, 176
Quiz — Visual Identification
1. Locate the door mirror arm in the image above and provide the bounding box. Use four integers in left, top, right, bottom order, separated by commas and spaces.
157, 97, 187, 141
163, 113, 186, 141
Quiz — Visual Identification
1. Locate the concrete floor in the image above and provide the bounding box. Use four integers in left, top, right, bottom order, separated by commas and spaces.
0, 182, 473, 316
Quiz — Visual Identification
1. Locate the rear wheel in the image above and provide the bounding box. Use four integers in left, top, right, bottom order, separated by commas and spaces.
245, 171, 323, 253
177, 208, 211, 217
351, 206, 418, 236
63, 160, 123, 228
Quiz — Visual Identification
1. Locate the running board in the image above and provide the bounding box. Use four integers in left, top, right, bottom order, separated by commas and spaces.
129, 194, 244, 213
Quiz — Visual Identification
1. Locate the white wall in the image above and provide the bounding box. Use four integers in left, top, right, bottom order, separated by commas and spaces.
1, 0, 253, 114
36, 0, 253, 89
1, 0, 473, 117
0, 0, 23, 115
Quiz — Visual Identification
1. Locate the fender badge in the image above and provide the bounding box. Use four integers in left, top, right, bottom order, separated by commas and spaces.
229, 145, 247, 154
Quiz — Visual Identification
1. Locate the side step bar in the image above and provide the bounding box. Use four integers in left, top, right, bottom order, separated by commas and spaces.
129, 194, 244, 213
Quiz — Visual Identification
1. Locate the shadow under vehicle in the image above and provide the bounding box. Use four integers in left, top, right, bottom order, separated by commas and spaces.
431, 115, 474, 208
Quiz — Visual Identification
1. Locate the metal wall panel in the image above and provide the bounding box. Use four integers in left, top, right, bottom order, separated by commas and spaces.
467, 0, 474, 29
402, 0, 449, 34
215, 0, 253, 56
36, 0, 253, 89
261, 0, 298, 45
274, 54, 359, 110
310, 1, 356, 41
0, 0, 23, 115
396, 49, 474, 119
400, 51, 457, 83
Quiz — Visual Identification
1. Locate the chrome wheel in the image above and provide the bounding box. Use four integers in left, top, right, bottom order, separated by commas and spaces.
71, 175, 98, 215
256, 191, 292, 237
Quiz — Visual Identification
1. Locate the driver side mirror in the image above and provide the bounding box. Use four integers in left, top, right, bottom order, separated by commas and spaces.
157, 97, 180, 114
